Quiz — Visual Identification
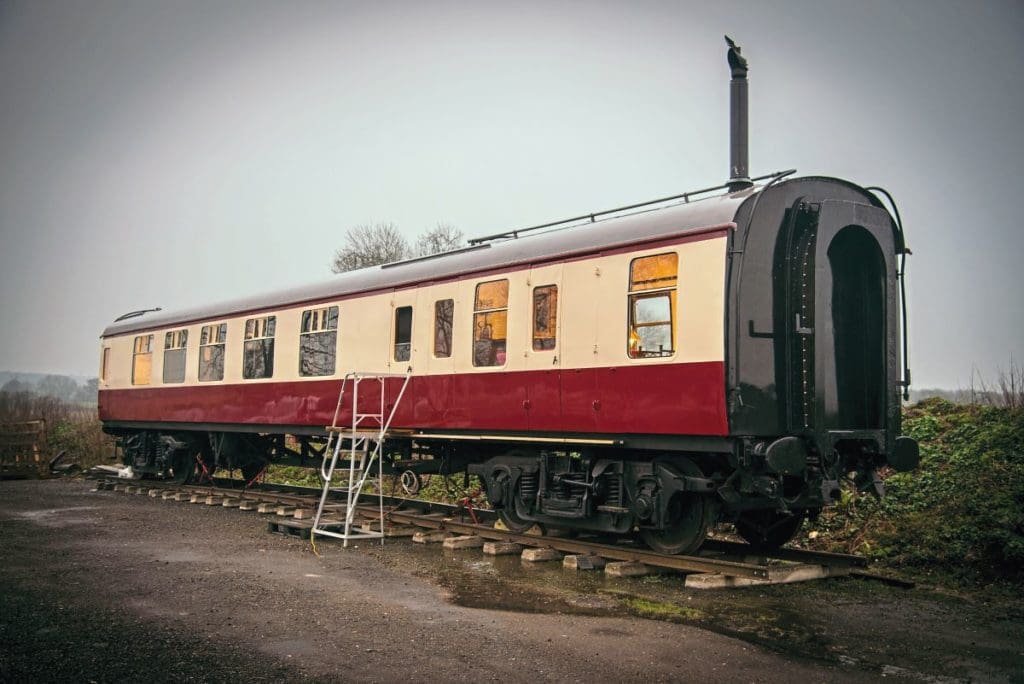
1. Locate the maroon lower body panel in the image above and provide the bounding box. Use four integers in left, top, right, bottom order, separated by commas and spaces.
98, 361, 728, 436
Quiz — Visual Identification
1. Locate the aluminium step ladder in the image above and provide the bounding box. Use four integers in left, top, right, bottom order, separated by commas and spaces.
310, 371, 412, 547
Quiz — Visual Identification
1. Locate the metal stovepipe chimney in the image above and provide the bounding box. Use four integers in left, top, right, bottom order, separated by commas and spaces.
725, 36, 752, 191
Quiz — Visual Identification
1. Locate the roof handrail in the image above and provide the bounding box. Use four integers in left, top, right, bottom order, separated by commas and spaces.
114, 307, 162, 322
467, 169, 793, 245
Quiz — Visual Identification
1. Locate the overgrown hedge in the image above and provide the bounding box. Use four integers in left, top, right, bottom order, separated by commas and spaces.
0, 390, 112, 472
803, 398, 1024, 583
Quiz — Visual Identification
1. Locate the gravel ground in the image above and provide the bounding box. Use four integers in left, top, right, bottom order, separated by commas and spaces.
1, 479, 1021, 683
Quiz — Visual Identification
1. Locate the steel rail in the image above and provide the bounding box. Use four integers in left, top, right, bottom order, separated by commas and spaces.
373, 506, 772, 579
97, 477, 867, 579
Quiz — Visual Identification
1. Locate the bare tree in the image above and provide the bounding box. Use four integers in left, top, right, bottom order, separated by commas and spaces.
330, 223, 410, 274
414, 223, 464, 258
330, 221, 464, 274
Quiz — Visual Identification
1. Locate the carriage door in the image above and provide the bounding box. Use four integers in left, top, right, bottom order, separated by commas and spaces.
524, 264, 562, 431
386, 288, 418, 426
813, 200, 896, 435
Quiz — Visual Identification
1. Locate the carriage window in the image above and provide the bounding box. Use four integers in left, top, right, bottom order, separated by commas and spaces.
243, 316, 276, 379
532, 285, 558, 351
199, 323, 227, 381
162, 329, 188, 384
433, 299, 454, 359
100, 347, 110, 382
131, 335, 153, 385
628, 253, 678, 358
473, 279, 508, 367
300, 306, 338, 376
394, 306, 413, 362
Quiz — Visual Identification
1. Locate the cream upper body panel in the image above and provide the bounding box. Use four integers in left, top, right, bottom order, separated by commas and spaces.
98, 235, 728, 391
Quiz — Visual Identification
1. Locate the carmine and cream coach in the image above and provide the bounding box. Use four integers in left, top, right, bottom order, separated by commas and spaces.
98, 39, 918, 554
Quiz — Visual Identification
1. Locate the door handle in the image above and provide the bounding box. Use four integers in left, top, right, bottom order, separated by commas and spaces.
795, 314, 813, 335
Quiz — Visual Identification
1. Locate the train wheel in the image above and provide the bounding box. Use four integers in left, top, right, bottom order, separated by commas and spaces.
640, 459, 712, 555
640, 492, 711, 555
735, 510, 806, 550
166, 451, 194, 485
497, 507, 545, 535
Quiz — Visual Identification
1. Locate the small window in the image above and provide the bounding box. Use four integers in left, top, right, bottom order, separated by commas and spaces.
532, 285, 558, 351
199, 323, 227, 382
100, 347, 110, 382
243, 316, 276, 379
394, 306, 412, 362
473, 279, 508, 367
300, 306, 339, 377
628, 253, 678, 358
433, 299, 454, 358
162, 329, 188, 384
131, 335, 153, 385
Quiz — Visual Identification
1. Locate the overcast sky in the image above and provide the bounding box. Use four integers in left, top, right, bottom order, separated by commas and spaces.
1, 0, 1021, 389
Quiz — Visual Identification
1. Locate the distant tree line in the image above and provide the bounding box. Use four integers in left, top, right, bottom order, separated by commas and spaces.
331, 222, 464, 273
0, 374, 98, 406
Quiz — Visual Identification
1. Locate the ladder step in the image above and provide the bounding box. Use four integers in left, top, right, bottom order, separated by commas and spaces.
312, 528, 384, 541
313, 371, 413, 546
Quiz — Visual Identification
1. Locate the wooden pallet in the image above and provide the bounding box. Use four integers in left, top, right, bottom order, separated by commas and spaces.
267, 519, 344, 540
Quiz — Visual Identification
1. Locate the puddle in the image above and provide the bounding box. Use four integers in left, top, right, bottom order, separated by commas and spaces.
369, 537, 857, 668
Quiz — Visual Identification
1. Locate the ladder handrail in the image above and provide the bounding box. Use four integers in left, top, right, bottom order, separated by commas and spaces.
311, 370, 413, 548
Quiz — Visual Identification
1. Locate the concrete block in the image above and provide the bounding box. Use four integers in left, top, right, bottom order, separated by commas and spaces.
275, 506, 297, 516
483, 542, 523, 556
604, 561, 651, 577
521, 547, 564, 563
148, 489, 162, 498
257, 502, 280, 513
239, 500, 261, 511
161, 491, 177, 500
173, 492, 191, 501
412, 530, 451, 544
563, 554, 607, 571
204, 496, 224, 505
442, 535, 484, 550
113, 484, 128, 492
291, 509, 316, 520
221, 498, 241, 508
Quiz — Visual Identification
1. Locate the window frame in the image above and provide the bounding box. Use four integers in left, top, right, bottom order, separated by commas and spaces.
531, 284, 558, 352
162, 328, 189, 384
299, 305, 339, 377
100, 347, 110, 382
131, 334, 153, 386
627, 253, 678, 359
393, 306, 413, 363
198, 322, 227, 382
242, 315, 276, 380
433, 298, 454, 359
472, 279, 509, 368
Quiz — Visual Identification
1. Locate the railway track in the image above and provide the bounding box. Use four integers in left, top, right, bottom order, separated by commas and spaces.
91, 475, 873, 588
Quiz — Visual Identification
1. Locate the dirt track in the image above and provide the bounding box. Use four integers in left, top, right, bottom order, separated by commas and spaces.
1, 479, 1021, 683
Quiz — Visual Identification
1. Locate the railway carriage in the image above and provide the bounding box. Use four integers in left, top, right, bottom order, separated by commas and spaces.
97, 39, 919, 554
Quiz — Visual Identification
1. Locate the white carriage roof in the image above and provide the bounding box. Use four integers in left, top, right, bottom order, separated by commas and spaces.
102, 189, 751, 337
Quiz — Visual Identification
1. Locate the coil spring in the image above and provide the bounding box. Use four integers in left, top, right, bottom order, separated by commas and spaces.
519, 472, 538, 503
604, 473, 623, 507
